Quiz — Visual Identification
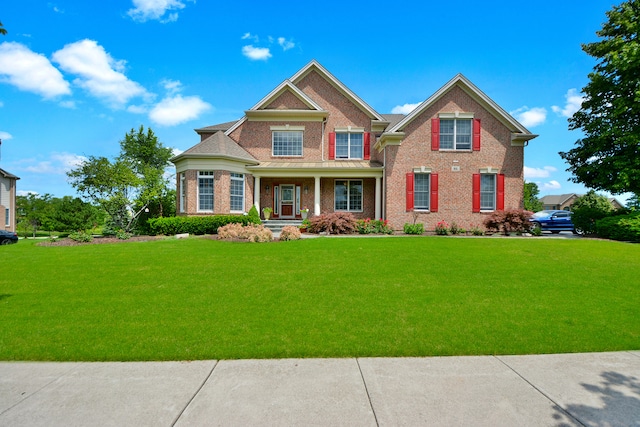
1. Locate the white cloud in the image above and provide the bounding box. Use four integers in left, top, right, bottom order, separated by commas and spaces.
59, 100, 76, 109
23, 152, 87, 174
524, 166, 557, 179
391, 103, 421, 115
542, 180, 562, 191
510, 106, 547, 128
17, 190, 39, 197
52, 39, 147, 107
552, 88, 584, 118
127, 0, 192, 23
278, 37, 295, 51
172, 148, 183, 157
242, 45, 272, 61
0, 42, 71, 98
149, 95, 211, 126
161, 78, 182, 95
0, 131, 13, 141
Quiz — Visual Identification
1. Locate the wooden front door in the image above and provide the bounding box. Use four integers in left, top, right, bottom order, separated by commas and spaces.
280, 184, 295, 218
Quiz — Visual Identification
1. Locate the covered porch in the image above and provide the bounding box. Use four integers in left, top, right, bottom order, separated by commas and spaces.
247, 161, 384, 220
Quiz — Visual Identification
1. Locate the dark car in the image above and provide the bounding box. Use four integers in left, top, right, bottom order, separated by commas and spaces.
0, 230, 19, 245
530, 210, 579, 234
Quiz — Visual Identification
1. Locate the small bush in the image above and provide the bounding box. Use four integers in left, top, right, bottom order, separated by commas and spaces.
69, 231, 93, 243
308, 212, 357, 234
469, 224, 484, 236
280, 225, 302, 241
571, 191, 613, 235
595, 212, 640, 242
247, 205, 261, 224
217, 223, 245, 239
403, 223, 424, 235
435, 220, 449, 235
483, 209, 534, 235
116, 229, 131, 240
148, 215, 253, 236
356, 218, 394, 234
217, 223, 273, 242
449, 221, 461, 235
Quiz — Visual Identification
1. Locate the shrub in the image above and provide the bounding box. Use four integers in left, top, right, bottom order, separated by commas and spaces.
449, 221, 461, 235
403, 223, 424, 235
116, 229, 131, 240
280, 225, 302, 241
469, 224, 484, 236
69, 231, 93, 243
217, 223, 273, 242
595, 212, 640, 242
571, 191, 613, 235
308, 212, 357, 234
247, 205, 261, 224
148, 215, 253, 236
483, 209, 534, 235
217, 223, 245, 239
435, 220, 449, 235
356, 218, 394, 234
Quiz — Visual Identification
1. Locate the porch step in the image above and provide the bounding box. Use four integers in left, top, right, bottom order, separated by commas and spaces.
262, 220, 303, 233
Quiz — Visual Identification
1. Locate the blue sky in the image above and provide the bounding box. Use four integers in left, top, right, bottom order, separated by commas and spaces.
0, 0, 629, 203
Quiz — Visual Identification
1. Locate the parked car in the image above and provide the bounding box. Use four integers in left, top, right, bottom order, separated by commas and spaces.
530, 210, 579, 234
0, 230, 18, 245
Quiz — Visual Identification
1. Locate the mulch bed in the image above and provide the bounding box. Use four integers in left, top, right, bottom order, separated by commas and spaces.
37, 235, 164, 247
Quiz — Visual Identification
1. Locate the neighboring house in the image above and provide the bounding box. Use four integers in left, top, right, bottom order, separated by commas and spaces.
540, 193, 624, 211
0, 168, 19, 232
172, 60, 537, 230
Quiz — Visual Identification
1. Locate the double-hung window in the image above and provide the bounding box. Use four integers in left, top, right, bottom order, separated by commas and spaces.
272, 130, 303, 156
335, 133, 363, 159
198, 171, 214, 212
230, 173, 244, 212
334, 179, 362, 212
413, 174, 430, 210
440, 119, 471, 150
480, 174, 496, 211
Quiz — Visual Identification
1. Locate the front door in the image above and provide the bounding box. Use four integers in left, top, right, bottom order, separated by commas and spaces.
280, 184, 295, 218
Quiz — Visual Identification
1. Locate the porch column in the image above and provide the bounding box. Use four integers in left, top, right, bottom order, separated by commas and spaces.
314, 175, 321, 216
375, 177, 382, 219
254, 175, 261, 212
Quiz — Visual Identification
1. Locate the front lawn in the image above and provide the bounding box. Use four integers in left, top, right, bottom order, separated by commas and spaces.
1, 236, 638, 361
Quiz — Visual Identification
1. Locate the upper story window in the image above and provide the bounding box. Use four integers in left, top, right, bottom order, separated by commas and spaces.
440, 119, 471, 150
272, 130, 303, 156
335, 133, 363, 159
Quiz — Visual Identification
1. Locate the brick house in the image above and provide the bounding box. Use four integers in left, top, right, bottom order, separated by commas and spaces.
172, 60, 536, 231
0, 168, 19, 232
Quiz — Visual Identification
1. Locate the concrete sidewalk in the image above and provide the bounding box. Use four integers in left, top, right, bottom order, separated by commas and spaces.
1, 352, 638, 426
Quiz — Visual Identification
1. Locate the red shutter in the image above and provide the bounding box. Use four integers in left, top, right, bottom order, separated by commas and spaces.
472, 174, 481, 212
497, 174, 505, 210
431, 118, 440, 151
328, 132, 336, 160
363, 132, 371, 160
430, 173, 438, 212
473, 118, 481, 151
406, 173, 414, 211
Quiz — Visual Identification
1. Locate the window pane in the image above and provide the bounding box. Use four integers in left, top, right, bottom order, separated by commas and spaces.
414, 174, 430, 209
230, 173, 244, 211
456, 119, 472, 149
198, 176, 214, 211
273, 131, 303, 156
349, 180, 362, 211
439, 119, 454, 149
335, 180, 348, 210
335, 133, 349, 158
349, 133, 363, 159
480, 174, 495, 210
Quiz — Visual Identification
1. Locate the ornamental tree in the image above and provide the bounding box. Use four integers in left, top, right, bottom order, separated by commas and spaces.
559, 0, 640, 196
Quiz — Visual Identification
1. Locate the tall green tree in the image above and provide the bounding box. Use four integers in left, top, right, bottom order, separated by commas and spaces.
560, 0, 640, 195
48, 196, 103, 233
571, 190, 614, 235
67, 126, 173, 233
16, 194, 53, 237
523, 182, 543, 212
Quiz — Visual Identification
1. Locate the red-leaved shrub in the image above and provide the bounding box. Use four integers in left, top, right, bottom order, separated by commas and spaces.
483, 209, 534, 235
308, 212, 357, 234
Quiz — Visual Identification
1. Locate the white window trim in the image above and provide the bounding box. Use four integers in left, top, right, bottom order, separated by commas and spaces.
480, 173, 496, 212
334, 179, 364, 212
335, 132, 364, 160
439, 117, 472, 151
230, 173, 245, 213
197, 170, 215, 213
272, 130, 304, 157
413, 173, 431, 212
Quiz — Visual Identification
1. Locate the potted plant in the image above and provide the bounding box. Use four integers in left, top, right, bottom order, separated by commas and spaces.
300, 207, 309, 220
262, 207, 273, 220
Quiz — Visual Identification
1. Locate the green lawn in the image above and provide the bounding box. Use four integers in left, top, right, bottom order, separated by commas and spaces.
1, 236, 638, 361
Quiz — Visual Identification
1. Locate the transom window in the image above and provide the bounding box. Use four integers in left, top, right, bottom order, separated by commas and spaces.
273, 131, 303, 156
335, 179, 363, 212
480, 174, 496, 210
230, 173, 244, 212
198, 171, 214, 212
335, 133, 363, 159
414, 174, 430, 210
440, 119, 471, 150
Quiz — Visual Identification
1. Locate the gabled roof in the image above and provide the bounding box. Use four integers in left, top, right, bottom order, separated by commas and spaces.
381, 74, 537, 146
0, 168, 19, 180
290, 60, 386, 122
540, 194, 578, 205
171, 131, 258, 164
195, 121, 238, 134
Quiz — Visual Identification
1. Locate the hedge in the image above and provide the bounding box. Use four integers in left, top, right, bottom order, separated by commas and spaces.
148, 215, 259, 236
595, 212, 640, 243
